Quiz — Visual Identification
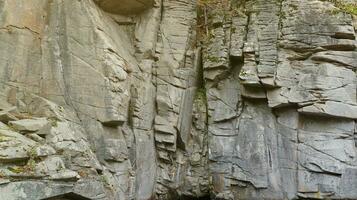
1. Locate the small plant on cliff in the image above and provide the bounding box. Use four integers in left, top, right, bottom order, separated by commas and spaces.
8, 147, 39, 174
197, 0, 232, 43
342, 3, 357, 15
195, 88, 207, 102
322, 0, 357, 15
8, 161, 35, 174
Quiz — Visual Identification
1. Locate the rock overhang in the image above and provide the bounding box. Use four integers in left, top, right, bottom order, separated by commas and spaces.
94, 0, 155, 15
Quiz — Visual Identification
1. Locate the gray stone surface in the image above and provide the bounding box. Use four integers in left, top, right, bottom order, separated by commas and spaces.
0, 0, 356, 199
9, 118, 49, 132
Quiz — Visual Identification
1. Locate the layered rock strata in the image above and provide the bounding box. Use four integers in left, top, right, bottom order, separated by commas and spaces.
0, 0, 356, 199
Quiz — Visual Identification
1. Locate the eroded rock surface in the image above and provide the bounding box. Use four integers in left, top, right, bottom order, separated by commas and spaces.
94, 0, 155, 15
0, 0, 356, 199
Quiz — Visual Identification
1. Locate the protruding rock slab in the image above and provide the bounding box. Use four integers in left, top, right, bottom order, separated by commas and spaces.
298, 101, 357, 119
0, 107, 18, 123
9, 118, 50, 132
94, 0, 155, 15
103, 139, 128, 162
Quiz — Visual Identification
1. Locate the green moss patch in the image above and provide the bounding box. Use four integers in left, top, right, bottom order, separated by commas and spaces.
323, 0, 357, 15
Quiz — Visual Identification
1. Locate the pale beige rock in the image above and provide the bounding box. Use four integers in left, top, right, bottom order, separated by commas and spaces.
9, 118, 49, 132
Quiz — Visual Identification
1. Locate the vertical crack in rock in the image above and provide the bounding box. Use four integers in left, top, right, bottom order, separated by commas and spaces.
152, 0, 211, 199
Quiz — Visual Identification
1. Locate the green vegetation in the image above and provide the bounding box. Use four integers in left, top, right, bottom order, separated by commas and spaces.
8, 160, 36, 174
8, 147, 38, 174
197, 0, 249, 44
323, 0, 357, 15
342, 3, 357, 15
195, 88, 207, 109
279, 10, 287, 20
0, 135, 10, 142
28, 147, 37, 159
25, 159, 36, 172
289, 4, 299, 11
197, 0, 231, 14
100, 174, 113, 189
206, 55, 220, 63
49, 119, 58, 127
239, 69, 248, 77
197, 0, 234, 43
8, 166, 25, 174
195, 88, 207, 102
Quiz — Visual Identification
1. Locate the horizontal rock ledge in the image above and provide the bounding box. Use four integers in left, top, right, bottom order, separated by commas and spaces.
94, 0, 155, 15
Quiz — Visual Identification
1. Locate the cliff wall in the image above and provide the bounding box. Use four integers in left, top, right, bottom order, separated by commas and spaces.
0, 0, 356, 199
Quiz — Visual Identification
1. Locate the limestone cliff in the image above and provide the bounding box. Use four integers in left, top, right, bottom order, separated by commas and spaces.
0, 0, 356, 199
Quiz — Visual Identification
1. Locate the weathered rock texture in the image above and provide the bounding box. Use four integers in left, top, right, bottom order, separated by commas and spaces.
0, 0, 356, 199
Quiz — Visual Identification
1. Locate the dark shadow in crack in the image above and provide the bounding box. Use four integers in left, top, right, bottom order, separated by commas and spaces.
41, 192, 91, 200
179, 195, 211, 200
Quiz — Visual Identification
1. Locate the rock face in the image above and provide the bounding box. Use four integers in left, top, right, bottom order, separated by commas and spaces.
94, 0, 155, 14
0, 0, 356, 199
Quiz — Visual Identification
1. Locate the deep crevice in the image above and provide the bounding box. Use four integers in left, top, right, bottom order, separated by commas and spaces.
178, 195, 211, 200
42, 193, 91, 200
